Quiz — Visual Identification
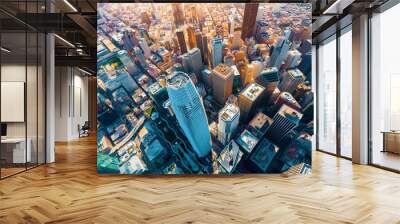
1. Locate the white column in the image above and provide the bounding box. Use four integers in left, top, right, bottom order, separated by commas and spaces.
352, 14, 369, 164
46, 32, 55, 163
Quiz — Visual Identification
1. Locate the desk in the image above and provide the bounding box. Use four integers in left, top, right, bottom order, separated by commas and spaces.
1, 138, 31, 163
382, 131, 400, 154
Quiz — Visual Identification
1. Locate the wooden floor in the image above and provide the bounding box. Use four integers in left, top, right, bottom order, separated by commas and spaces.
1, 136, 400, 224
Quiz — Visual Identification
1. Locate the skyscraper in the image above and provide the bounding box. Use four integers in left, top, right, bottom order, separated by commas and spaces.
269, 37, 290, 68
249, 60, 264, 79
211, 36, 223, 68
237, 61, 250, 87
255, 67, 280, 95
212, 63, 234, 105
299, 39, 312, 54
117, 50, 139, 75
216, 140, 243, 174
122, 29, 139, 52
241, 3, 259, 40
176, 29, 188, 54
274, 92, 302, 112
238, 83, 265, 122
181, 48, 203, 77
298, 52, 312, 81
282, 50, 302, 69
172, 3, 185, 27
265, 104, 303, 145
255, 20, 269, 43
278, 69, 305, 94
139, 38, 151, 58
248, 138, 279, 173
187, 25, 197, 49
202, 35, 208, 65
133, 46, 147, 68
232, 30, 242, 50
166, 71, 212, 158
195, 31, 204, 61
218, 104, 240, 145
229, 17, 235, 35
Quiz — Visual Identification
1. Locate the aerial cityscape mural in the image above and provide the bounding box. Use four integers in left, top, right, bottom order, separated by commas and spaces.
97, 3, 313, 175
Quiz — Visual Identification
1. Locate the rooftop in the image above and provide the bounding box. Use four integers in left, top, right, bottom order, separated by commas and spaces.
278, 104, 303, 120
167, 72, 190, 88
213, 63, 233, 78
241, 83, 265, 101
148, 82, 162, 95
249, 112, 272, 130
236, 129, 259, 153
287, 69, 305, 78
220, 104, 240, 122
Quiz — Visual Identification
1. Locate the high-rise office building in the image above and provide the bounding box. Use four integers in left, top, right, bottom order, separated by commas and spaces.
195, 31, 204, 61
176, 29, 188, 54
139, 38, 151, 58
181, 48, 203, 77
117, 50, 139, 75
224, 53, 235, 66
241, 3, 259, 40
212, 63, 234, 105
236, 61, 250, 87
284, 27, 291, 40
274, 92, 302, 111
172, 3, 185, 27
265, 104, 303, 145
231, 65, 241, 91
218, 104, 240, 145
229, 17, 235, 35
211, 36, 223, 68
202, 35, 208, 65
201, 68, 212, 87
166, 71, 212, 158
133, 46, 147, 68
298, 52, 312, 82
249, 60, 264, 79
216, 140, 243, 174
255, 20, 269, 43
122, 29, 139, 52
187, 25, 197, 49
299, 39, 312, 54
269, 37, 290, 68
278, 69, 305, 94
238, 83, 265, 122
248, 138, 279, 173
282, 50, 301, 69
236, 129, 259, 154
255, 67, 280, 95
232, 30, 242, 50
248, 112, 272, 138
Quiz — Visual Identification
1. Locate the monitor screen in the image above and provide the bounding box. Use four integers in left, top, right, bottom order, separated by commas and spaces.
1, 123, 7, 137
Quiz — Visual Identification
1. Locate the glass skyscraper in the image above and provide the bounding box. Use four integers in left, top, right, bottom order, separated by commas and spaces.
166, 71, 212, 158
211, 36, 223, 68
269, 37, 290, 68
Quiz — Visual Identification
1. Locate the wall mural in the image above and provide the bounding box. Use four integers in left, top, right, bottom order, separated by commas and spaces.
97, 3, 313, 175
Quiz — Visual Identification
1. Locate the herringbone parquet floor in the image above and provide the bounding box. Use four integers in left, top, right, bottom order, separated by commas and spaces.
1, 135, 400, 224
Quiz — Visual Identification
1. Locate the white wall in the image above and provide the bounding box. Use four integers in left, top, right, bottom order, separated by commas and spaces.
54, 66, 89, 141
1, 63, 46, 163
